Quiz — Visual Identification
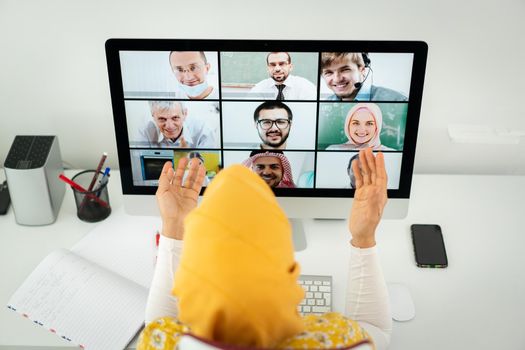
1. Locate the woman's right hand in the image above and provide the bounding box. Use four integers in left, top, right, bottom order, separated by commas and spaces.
156, 158, 205, 240
348, 148, 388, 248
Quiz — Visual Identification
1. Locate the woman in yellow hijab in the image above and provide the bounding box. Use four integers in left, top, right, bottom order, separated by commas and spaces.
139, 148, 391, 350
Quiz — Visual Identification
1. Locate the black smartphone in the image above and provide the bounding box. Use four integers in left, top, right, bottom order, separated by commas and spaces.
411, 224, 448, 268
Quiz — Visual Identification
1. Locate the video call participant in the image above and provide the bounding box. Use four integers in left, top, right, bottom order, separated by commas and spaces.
138, 101, 216, 148
242, 150, 296, 188
321, 52, 407, 101
327, 103, 393, 151
188, 151, 205, 165
184, 152, 210, 186
348, 153, 360, 189
169, 51, 218, 100
254, 101, 293, 150
250, 52, 317, 100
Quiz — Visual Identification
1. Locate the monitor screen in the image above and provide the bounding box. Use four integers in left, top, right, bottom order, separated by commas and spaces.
106, 39, 427, 203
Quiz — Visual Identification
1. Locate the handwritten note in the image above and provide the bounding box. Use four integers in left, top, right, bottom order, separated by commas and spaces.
8, 249, 148, 350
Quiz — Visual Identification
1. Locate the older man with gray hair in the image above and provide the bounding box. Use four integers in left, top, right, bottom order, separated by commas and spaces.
138, 100, 216, 148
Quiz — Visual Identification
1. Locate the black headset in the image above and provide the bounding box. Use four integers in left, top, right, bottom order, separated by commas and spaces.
361, 52, 371, 67
354, 52, 371, 89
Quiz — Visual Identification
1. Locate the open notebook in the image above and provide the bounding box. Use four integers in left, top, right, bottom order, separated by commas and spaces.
7, 208, 161, 350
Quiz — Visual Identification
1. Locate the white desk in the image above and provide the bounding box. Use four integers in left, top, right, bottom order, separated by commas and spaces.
1, 172, 524, 349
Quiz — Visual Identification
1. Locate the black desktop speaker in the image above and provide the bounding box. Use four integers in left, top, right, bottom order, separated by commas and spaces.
3, 136, 65, 225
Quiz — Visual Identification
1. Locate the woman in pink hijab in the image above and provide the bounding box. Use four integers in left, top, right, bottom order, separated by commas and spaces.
327, 103, 393, 150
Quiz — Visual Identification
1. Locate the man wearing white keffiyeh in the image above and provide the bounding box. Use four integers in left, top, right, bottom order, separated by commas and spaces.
242, 150, 296, 188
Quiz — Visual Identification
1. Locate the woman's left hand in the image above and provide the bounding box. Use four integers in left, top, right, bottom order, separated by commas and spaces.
348, 148, 388, 248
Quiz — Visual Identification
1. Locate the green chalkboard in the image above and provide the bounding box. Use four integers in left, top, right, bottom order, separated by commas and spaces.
220, 52, 319, 86
317, 103, 408, 150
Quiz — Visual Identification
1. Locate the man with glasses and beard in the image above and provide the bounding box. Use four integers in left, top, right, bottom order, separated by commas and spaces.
253, 101, 293, 150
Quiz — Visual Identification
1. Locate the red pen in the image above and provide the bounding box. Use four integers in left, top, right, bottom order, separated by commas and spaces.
58, 174, 109, 208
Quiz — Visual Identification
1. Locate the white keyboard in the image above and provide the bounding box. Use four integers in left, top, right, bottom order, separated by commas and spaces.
297, 275, 332, 315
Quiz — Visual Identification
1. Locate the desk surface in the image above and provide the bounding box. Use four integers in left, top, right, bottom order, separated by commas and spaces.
1, 171, 524, 349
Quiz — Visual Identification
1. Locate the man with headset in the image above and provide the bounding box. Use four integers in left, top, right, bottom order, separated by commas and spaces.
320, 52, 407, 101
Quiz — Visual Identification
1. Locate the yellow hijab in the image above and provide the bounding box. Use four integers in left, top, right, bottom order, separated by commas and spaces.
172, 165, 305, 347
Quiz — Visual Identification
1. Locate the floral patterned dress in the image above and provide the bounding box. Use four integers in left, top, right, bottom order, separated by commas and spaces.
138, 312, 373, 350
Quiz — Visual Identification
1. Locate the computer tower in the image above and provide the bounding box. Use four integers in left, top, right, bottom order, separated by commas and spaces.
3, 136, 65, 225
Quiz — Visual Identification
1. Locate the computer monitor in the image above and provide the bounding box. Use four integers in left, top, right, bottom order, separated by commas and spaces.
106, 39, 427, 247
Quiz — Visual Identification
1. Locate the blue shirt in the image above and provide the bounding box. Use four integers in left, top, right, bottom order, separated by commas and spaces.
326, 84, 407, 102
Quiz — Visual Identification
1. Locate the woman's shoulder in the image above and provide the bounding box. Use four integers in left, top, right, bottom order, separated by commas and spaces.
139, 314, 373, 349
138, 316, 190, 349
277, 312, 372, 348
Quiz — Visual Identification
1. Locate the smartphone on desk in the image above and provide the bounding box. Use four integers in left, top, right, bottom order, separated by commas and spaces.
411, 224, 448, 268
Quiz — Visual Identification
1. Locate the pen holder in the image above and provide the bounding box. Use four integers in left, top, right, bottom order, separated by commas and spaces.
71, 170, 111, 222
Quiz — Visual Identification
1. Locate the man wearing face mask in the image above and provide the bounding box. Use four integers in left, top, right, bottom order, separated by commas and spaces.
169, 51, 219, 100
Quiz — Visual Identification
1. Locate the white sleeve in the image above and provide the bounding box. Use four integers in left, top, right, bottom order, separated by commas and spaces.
145, 235, 183, 324
136, 121, 159, 146
249, 80, 264, 93
299, 77, 317, 100
345, 244, 392, 349
197, 122, 217, 148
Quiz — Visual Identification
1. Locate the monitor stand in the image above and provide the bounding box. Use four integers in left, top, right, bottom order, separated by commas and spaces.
290, 219, 307, 251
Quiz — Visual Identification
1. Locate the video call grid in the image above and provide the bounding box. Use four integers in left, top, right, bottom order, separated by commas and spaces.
121, 50, 412, 190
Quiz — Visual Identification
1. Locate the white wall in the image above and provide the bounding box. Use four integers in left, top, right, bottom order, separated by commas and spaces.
1, 0, 524, 174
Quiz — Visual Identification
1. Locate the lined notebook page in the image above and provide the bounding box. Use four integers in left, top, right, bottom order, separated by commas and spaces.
7, 249, 148, 350
72, 207, 160, 288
